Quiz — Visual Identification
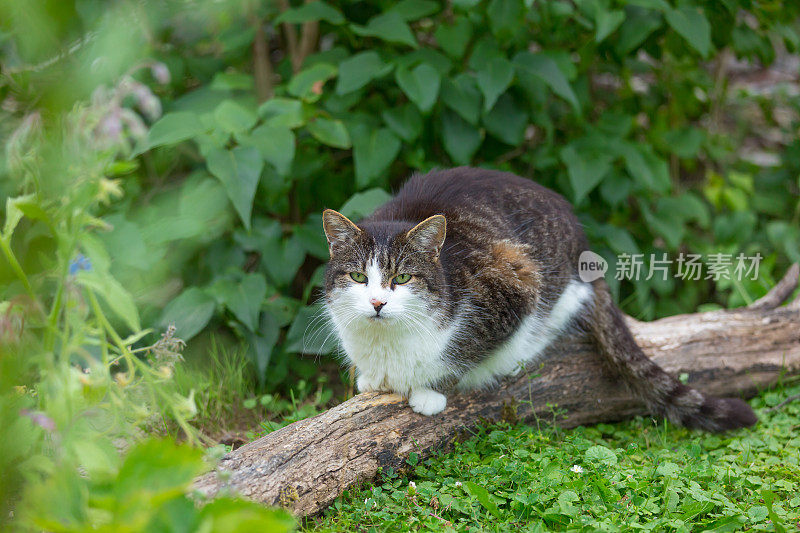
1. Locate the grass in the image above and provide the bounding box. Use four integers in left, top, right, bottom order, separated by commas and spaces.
170, 340, 346, 445
307, 381, 800, 532
170, 344, 799, 531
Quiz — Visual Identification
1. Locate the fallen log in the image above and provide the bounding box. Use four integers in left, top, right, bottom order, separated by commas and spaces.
194, 265, 800, 516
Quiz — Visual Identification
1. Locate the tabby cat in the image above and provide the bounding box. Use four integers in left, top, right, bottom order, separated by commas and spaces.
322, 167, 756, 432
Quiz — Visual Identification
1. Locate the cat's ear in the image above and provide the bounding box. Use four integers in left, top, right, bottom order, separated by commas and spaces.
322, 209, 361, 257
406, 215, 446, 259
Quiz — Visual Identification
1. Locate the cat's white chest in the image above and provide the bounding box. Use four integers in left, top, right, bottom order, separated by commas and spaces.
336, 319, 453, 396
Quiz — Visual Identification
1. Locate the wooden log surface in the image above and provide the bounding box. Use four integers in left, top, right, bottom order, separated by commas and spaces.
194, 265, 800, 516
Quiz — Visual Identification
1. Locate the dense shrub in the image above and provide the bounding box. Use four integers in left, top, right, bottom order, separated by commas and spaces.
3, 1, 800, 385
128, 0, 800, 384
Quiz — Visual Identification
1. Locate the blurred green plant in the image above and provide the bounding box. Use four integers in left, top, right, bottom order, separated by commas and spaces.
0, 1, 294, 529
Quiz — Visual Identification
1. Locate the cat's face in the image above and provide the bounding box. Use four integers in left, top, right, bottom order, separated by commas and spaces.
322, 210, 449, 328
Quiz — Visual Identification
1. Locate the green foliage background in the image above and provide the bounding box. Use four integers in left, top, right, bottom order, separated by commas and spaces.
1, 0, 799, 530
4, 0, 800, 386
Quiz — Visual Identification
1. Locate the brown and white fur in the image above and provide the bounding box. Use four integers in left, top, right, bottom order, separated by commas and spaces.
322, 167, 756, 431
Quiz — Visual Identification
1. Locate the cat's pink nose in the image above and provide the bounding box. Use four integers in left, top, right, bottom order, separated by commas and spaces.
369, 298, 386, 313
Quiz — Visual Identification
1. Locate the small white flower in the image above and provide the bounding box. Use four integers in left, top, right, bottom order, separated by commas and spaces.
455, 481, 462, 487
150, 62, 171, 84
408, 481, 416, 490
570, 465, 584, 473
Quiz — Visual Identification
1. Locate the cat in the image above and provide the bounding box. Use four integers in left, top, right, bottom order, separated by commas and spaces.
322, 167, 757, 432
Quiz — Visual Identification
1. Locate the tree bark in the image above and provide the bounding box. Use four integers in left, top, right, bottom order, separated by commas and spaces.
194, 265, 800, 516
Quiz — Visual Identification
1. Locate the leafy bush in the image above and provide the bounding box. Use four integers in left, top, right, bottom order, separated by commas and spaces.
7, 1, 800, 383
0, 3, 289, 529
104, 0, 799, 383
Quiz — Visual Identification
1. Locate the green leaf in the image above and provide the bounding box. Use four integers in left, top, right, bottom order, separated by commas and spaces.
441, 109, 482, 165
513, 52, 580, 113
662, 127, 705, 159
441, 74, 482, 125
286, 304, 337, 354
395, 63, 441, 113
595, 9, 626, 43
396, 48, 453, 76
585, 445, 618, 466
626, 0, 671, 10
142, 112, 206, 151
599, 171, 633, 207
274, 1, 344, 24
203, 146, 264, 230
158, 287, 216, 342
353, 128, 401, 188
476, 56, 514, 112
560, 145, 614, 203
483, 93, 527, 146
598, 224, 639, 254
389, 0, 439, 20
760, 490, 787, 533
486, 0, 522, 42
616, 10, 663, 55
382, 103, 423, 142
702, 515, 746, 533
336, 51, 388, 95
656, 461, 681, 477
210, 71, 254, 91
197, 498, 295, 532
3, 194, 34, 241
257, 98, 305, 129
147, 498, 200, 533
464, 481, 502, 519
747, 506, 769, 523
99, 216, 151, 270
468, 36, 503, 70
661, 193, 710, 228
213, 100, 257, 133
640, 202, 685, 248
77, 270, 142, 332
621, 143, 670, 193
238, 124, 296, 176
294, 215, 329, 260
210, 273, 267, 332
234, 219, 307, 287
665, 6, 712, 58
115, 439, 204, 500
351, 12, 417, 48
434, 18, 472, 59
72, 437, 118, 478
339, 188, 393, 220
288, 63, 338, 101
307, 117, 351, 148
244, 323, 278, 385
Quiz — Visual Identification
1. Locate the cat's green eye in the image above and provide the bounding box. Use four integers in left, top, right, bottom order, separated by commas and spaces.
393, 273, 412, 285
349, 272, 367, 283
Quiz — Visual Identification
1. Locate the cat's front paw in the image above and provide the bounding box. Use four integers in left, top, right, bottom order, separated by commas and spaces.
408, 389, 447, 415
356, 373, 387, 393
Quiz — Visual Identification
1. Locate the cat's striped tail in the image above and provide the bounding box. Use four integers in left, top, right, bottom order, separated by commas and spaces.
587, 279, 757, 432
